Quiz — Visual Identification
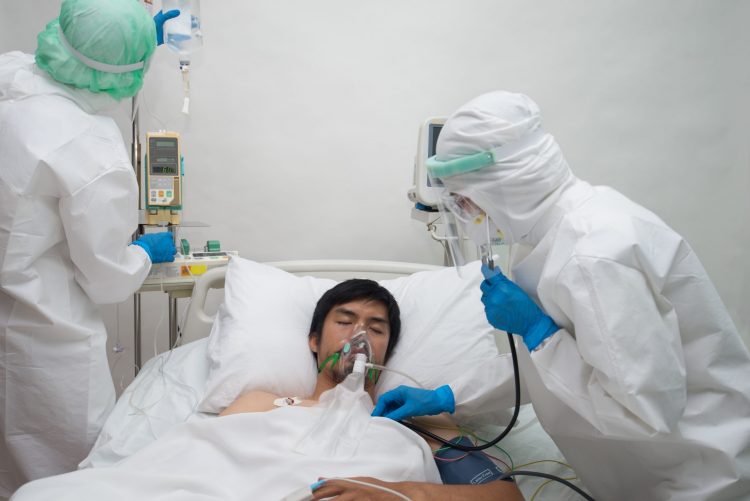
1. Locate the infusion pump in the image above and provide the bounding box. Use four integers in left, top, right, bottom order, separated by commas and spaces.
407, 117, 446, 209
144, 131, 182, 225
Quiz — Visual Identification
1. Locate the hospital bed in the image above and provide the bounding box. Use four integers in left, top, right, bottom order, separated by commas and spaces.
19, 259, 585, 501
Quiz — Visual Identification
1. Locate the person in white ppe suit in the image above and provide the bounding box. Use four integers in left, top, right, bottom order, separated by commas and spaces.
370, 91, 750, 500
0, 0, 178, 495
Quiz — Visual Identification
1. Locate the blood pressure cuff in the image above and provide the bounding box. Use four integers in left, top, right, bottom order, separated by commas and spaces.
434, 436, 512, 485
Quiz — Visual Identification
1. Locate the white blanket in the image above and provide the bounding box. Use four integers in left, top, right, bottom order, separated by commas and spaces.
12, 406, 441, 501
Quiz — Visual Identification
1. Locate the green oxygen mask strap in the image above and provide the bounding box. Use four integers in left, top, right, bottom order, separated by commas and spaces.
367, 367, 380, 384
317, 352, 340, 373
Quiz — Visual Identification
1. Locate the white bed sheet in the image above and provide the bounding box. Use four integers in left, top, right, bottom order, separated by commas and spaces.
81, 338, 212, 469
15, 393, 440, 501
81, 340, 585, 500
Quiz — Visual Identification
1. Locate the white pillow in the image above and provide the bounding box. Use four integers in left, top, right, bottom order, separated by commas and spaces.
200, 258, 335, 412
199, 257, 509, 427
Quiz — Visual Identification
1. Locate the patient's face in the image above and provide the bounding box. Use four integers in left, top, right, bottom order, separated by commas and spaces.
310, 299, 390, 385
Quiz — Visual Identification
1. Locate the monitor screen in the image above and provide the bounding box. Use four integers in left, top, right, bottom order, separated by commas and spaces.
426, 124, 444, 187
428, 124, 442, 157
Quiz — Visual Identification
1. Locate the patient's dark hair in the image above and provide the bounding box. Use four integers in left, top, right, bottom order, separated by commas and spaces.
309, 279, 401, 363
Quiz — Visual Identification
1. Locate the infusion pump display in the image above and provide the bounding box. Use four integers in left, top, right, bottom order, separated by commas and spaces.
145, 132, 182, 209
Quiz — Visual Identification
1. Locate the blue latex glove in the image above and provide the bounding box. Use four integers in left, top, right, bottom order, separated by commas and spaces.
131, 232, 176, 263
371, 385, 455, 421
154, 9, 180, 46
480, 264, 559, 351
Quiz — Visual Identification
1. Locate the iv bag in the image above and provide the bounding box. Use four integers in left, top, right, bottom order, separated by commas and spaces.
162, 0, 203, 61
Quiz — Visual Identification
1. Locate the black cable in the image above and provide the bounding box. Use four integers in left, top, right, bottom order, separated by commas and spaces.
400, 332, 596, 500
400, 332, 520, 452
498, 470, 595, 501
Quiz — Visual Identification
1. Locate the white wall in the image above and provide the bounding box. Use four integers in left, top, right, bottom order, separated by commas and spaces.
2, 0, 748, 392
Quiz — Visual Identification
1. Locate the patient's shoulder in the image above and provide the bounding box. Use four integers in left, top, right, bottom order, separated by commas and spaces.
219, 390, 315, 416
219, 390, 278, 416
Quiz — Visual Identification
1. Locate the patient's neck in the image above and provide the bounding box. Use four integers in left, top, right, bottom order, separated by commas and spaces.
309, 372, 376, 403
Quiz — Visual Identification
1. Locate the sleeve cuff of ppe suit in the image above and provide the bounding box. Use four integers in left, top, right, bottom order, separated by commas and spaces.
524, 316, 560, 352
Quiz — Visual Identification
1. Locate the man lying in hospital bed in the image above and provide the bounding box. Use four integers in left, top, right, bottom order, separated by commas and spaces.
220, 278, 523, 500
12, 258, 577, 500
12, 273, 521, 500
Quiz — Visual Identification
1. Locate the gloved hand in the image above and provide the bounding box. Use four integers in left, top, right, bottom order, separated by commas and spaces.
153, 9, 180, 46
131, 232, 176, 263
371, 385, 454, 421
480, 264, 559, 351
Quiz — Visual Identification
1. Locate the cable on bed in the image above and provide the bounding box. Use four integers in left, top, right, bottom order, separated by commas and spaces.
397, 333, 594, 499
497, 471, 594, 501
365, 363, 425, 389
399, 331, 521, 453
122, 276, 201, 440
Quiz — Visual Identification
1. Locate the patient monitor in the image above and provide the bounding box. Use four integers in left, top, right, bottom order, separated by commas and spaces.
408, 117, 446, 209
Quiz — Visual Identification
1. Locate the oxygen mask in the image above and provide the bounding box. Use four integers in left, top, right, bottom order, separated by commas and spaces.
318, 327, 379, 384
341, 330, 372, 365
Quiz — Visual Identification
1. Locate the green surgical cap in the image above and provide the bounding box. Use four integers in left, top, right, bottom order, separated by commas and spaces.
35, 0, 156, 100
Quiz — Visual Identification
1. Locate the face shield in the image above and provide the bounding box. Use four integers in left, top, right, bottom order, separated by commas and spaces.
437, 191, 498, 269
427, 128, 548, 273
427, 153, 505, 274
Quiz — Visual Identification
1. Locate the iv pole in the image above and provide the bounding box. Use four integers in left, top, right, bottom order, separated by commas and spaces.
131, 95, 143, 375
129, 0, 206, 373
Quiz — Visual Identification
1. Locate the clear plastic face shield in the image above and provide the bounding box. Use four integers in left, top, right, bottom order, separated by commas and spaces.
436, 190, 497, 271
426, 151, 504, 275
424, 128, 551, 275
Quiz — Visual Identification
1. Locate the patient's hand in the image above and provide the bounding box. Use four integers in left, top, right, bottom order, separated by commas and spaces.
311, 476, 427, 501
313, 476, 525, 501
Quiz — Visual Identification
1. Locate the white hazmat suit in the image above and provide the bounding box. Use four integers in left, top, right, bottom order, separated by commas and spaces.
0, 52, 150, 495
437, 91, 750, 500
